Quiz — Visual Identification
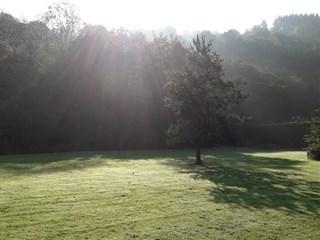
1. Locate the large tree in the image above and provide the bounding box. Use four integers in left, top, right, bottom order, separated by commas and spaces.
164, 35, 247, 164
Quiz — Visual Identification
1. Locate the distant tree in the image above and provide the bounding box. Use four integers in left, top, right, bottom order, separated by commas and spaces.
304, 109, 320, 160
0, 12, 22, 55
41, 1, 83, 54
0, 12, 44, 98
273, 14, 320, 43
164, 35, 247, 164
260, 20, 268, 29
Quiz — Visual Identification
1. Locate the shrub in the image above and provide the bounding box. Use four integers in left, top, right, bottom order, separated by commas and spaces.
304, 109, 320, 160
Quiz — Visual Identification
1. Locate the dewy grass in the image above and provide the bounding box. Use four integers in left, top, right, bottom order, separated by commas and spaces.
0, 149, 319, 239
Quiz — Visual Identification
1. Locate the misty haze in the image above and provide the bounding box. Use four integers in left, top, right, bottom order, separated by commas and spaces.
0, 1, 319, 239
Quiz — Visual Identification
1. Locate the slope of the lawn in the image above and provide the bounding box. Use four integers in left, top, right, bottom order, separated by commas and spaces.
0, 149, 319, 239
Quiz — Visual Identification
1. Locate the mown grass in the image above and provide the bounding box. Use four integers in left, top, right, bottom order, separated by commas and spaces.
0, 148, 319, 239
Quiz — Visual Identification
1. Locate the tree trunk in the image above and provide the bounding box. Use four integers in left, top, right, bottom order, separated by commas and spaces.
195, 146, 203, 165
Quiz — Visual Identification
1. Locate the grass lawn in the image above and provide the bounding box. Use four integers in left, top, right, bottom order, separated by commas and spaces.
0, 148, 320, 239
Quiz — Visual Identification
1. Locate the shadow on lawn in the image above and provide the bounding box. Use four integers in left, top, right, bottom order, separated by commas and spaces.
167, 150, 320, 217
0, 152, 114, 174
0, 149, 191, 175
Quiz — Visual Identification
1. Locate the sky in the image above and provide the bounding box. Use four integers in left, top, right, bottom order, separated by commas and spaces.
1, 0, 320, 33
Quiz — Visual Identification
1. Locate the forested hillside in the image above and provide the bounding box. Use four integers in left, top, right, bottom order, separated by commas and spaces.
212, 15, 320, 147
1, 5, 319, 153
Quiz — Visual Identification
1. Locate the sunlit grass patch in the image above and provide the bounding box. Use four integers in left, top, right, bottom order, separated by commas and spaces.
1, 149, 319, 239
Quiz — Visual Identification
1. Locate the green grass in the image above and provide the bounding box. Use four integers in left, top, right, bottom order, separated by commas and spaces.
0, 148, 319, 239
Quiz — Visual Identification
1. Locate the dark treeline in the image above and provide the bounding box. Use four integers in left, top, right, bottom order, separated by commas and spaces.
0, 4, 319, 153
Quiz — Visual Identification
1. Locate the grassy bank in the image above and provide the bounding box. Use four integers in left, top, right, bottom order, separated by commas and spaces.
1, 149, 319, 239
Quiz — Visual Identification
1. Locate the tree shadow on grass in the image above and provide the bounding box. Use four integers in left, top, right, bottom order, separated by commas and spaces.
0, 149, 192, 175
163, 150, 320, 217
0, 151, 139, 175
